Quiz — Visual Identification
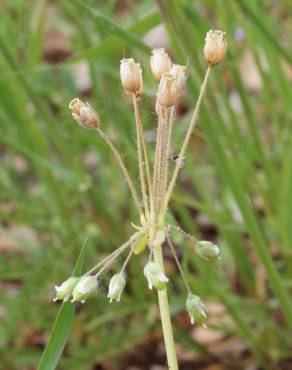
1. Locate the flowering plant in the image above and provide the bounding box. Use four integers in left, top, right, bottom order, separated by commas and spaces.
54, 30, 227, 369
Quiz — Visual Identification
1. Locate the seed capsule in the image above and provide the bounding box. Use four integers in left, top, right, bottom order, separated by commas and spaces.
71, 275, 97, 303
196, 241, 220, 261
204, 30, 227, 66
107, 272, 126, 303
120, 58, 143, 95
185, 294, 207, 326
54, 277, 78, 302
144, 261, 169, 291
150, 48, 172, 80
156, 73, 176, 108
69, 98, 99, 129
170, 64, 188, 97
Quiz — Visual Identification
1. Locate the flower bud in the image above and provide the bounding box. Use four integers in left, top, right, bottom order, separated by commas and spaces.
156, 73, 176, 108
204, 30, 227, 66
120, 58, 143, 95
170, 64, 188, 97
71, 275, 97, 303
196, 241, 220, 261
107, 272, 126, 303
150, 48, 172, 80
134, 233, 149, 255
144, 261, 169, 291
69, 98, 99, 129
53, 277, 78, 302
185, 294, 207, 326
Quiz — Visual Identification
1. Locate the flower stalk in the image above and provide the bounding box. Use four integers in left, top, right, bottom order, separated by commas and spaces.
61, 30, 227, 369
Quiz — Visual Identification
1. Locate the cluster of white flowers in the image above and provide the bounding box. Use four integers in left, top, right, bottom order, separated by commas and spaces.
54, 276, 97, 304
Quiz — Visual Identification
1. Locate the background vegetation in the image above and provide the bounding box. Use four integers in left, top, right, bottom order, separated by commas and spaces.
0, 0, 292, 369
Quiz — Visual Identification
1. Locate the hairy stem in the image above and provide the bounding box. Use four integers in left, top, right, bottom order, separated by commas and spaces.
96, 128, 143, 215
85, 232, 141, 276
94, 232, 142, 278
162, 65, 212, 215
167, 236, 191, 294
153, 105, 164, 218
160, 107, 175, 218
132, 95, 154, 215
132, 95, 150, 216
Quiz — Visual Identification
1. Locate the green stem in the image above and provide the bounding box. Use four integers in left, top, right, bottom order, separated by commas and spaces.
153, 245, 178, 370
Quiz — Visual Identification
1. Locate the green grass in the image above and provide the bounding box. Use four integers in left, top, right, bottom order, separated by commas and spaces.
0, 0, 291, 368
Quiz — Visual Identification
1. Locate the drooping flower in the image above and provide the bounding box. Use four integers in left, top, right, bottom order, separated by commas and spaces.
107, 272, 126, 303
144, 261, 169, 290
71, 275, 97, 303
185, 294, 207, 326
54, 277, 79, 302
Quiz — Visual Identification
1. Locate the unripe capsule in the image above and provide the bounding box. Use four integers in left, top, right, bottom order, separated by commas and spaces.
196, 240, 220, 261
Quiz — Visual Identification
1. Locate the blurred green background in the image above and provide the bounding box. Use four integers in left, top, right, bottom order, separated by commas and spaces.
0, 0, 292, 369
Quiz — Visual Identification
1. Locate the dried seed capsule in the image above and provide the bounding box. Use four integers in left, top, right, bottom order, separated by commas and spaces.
144, 261, 169, 291
185, 294, 207, 325
69, 98, 99, 129
156, 73, 176, 108
71, 275, 97, 303
196, 241, 220, 261
204, 30, 227, 66
170, 64, 188, 97
150, 48, 172, 80
120, 58, 143, 95
53, 277, 78, 302
107, 272, 126, 303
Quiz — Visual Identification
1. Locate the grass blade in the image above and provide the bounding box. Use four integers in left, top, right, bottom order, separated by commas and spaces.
71, 0, 151, 53
37, 239, 88, 370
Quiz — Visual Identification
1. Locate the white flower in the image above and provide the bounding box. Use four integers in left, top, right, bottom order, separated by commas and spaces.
120, 58, 143, 95
150, 48, 172, 80
143, 261, 169, 291
185, 294, 207, 326
204, 30, 227, 66
54, 277, 78, 302
71, 275, 97, 303
107, 272, 126, 303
